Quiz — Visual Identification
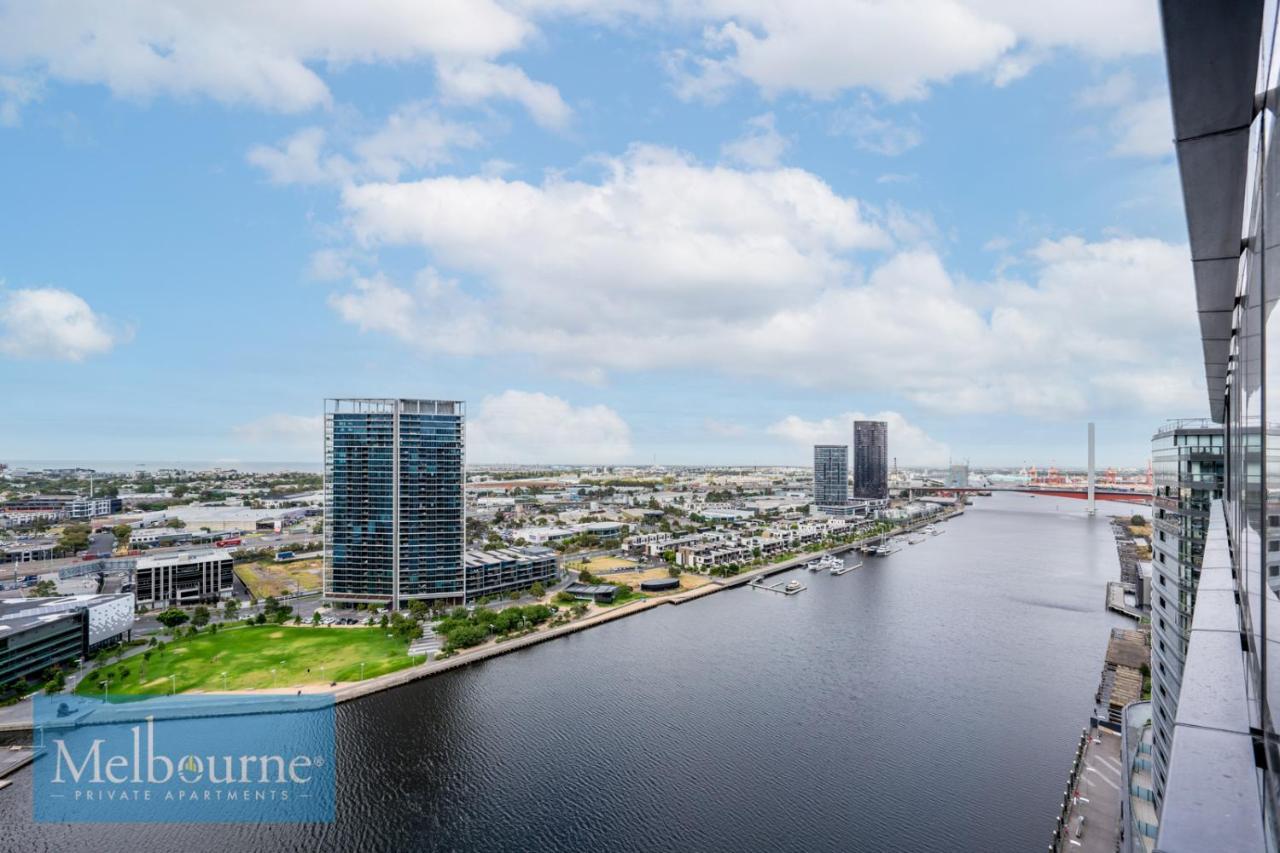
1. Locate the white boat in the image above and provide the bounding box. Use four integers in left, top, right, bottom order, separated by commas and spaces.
815, 554, 841, 572
785, 579, 802, 592
807, 559, 824, 572
907, 533, 926, 545
830, 559, 861, 576
873, 544, 901, 556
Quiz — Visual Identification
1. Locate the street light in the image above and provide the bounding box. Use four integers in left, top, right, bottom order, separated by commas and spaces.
271, 668, 278, 688
168, 674, 176, 695
360, 661, 365, 680
99, 679, 109, 701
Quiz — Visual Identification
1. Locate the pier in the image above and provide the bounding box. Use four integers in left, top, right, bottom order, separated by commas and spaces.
750, 578, 806, 595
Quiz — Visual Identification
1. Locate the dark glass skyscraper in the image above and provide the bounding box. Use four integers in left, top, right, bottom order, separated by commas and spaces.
324, 398, 465, 607
853, 420, 888, 500
813, 444, 848, 509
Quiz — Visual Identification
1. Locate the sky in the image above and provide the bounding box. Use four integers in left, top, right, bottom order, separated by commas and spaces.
0, 1, 1202, 469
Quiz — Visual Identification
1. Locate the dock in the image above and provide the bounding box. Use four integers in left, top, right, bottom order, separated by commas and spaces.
1106, 581, 1143, 620
751, 578, 806, 595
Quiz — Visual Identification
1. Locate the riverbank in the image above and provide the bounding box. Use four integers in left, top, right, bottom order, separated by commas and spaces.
0, 507, 962, 735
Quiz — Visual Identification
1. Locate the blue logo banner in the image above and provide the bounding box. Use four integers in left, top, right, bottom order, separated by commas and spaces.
33, 694, 335, 823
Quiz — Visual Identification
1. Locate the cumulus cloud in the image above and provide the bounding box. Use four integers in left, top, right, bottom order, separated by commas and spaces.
0, 1, 532, 112
435, 60, 571, 129
721, 112, 789, 167
468, 390, 632, 463
666, 0, 1159, 102
233, 414, 323, 452
767, 411, 950, 466
0, 286, 124, 361
248, 105, 482, 186
326, 145, 1200, 419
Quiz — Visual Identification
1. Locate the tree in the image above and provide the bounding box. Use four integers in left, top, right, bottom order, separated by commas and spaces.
164, 517, 186, 529
1130, 514, 1146, 526
58, 523, 91, 553
111, 524, 133, 549
223, 599, 239, 619
171, 484, 188, 498
530, 581, 545, 598
155, 608, 189, 629
28, 579, 57, 598
191, 605, 210, 627
312, 610, 322, 625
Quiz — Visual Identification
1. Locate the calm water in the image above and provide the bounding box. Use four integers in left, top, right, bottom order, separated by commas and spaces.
0, 493, 1127, 852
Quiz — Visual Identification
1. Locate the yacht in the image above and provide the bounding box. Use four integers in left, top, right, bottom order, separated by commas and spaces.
922, 524, 942, 536
873, 543, 901, 557
907, 533, 926, 545
785, 578, 803, 592
830, 558, 861, 576
814, 554, 842, 572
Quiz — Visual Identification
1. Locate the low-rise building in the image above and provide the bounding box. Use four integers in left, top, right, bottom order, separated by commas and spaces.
134, 549, 234, 606
464, 546, 558, 599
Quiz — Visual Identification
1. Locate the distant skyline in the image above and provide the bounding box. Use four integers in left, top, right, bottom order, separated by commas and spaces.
0, 3, 1194, 467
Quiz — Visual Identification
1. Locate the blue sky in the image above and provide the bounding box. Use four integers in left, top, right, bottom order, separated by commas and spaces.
0, 1, 1199, 468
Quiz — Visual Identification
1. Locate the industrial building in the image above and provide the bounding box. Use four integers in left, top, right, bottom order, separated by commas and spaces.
0, 593, 134, 685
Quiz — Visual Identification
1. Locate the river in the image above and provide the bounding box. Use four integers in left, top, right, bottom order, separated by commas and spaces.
0, 492, 1131, 852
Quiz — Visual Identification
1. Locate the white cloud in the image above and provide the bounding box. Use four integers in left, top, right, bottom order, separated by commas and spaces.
329, 145, 1200, 419
1109, 96, 1173, 158
667, 0, 1159, 101
0, 1, 532, 112
0, 74, 40, 126
1073, 73, 1173, 160
436, 60, 571, 129
248, 105, 482, 185
469, 390, 632, 463
341, 145, 889, 332
721, 112, 789, 168
0, 287, 123, 361
232, 414, 322, 451
830, 99, 923, 156
767, 411, 950, 466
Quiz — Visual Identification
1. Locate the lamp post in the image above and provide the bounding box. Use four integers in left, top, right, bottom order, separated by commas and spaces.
360, 661, 365, 680
100, 679, 109, 701
271, 668, 277, 688
168, 674, 176, 695
220, 671, 228, 691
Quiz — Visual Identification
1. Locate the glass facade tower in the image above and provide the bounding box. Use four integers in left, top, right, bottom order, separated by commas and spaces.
1148, 420, 1223, 807
813, 444, 849, 508
324, 399, 465, 607
853, 420, 888, 500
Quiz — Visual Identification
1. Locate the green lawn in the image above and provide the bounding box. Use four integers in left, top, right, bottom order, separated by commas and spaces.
76, 624, 417, 696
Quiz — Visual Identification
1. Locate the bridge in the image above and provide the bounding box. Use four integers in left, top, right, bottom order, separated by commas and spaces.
906, 485, 1151, 506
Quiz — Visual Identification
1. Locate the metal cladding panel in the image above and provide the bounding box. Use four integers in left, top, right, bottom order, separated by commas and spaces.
1161, 0, 1262, 138
1161, 0, 1262, 422
86, 595, 134, 646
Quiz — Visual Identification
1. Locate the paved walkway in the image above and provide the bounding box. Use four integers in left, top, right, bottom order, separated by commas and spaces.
1061, 727, 1122, 852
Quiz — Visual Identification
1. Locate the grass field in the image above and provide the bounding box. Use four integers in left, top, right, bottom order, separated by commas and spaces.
235, 559, 322, 598
75, 624, 415, 696
598, 566, 710, 592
